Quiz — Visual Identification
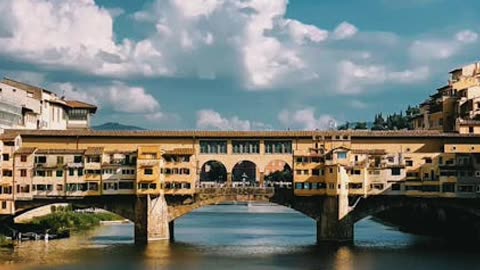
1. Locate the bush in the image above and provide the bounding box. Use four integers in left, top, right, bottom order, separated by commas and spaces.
27, 209, 123, 234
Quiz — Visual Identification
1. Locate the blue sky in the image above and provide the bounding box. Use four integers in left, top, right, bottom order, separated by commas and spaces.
0, 0, 479, 130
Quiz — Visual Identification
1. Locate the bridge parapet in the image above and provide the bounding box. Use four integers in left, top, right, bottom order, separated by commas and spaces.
196, 187, 275, 197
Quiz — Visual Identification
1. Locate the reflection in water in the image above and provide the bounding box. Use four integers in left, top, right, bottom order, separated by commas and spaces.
334, 247, 354, 270
0, 205, 479, 270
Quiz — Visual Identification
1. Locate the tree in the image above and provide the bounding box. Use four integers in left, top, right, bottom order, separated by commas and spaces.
354, 122, 368, 130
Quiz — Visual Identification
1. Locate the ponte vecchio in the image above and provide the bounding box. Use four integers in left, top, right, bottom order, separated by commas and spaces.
1, 129, 480, 243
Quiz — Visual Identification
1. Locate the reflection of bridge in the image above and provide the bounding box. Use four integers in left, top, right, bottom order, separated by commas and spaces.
10, 187, 480, 243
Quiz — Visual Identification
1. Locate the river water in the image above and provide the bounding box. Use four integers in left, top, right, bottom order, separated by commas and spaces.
0, 205, 479, 270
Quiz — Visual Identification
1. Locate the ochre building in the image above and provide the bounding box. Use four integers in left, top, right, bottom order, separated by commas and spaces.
1, 129, 480, 215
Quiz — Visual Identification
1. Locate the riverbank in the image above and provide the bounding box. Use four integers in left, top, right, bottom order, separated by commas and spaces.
23, 210, 124, 234
0, 235, 13, 248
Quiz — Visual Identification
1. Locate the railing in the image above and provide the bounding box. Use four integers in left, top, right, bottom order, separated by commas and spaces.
196, 187, 275, 196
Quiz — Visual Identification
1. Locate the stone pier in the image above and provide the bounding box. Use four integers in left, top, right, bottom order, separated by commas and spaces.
134, 195, 171, 244
316, 196, 354, 243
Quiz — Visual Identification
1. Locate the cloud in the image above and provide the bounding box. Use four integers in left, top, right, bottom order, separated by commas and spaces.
278, 108, 337, 130
455, 30, 478, 44
51, 81, 163, 116
337, 61, 429, 94
410, 30, 479, 61
196, 109, 270, 130
0, 0, 469, 97
332, 22, 358, 40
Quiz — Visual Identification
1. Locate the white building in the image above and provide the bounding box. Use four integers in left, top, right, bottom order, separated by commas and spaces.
0, 78, 97, 132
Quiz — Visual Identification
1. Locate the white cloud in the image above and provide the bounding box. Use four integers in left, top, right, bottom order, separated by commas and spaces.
455, 30, 478, 44
52, 81, 161, 115
410, 30, 479, 62
278, 108, 337, 130
337, 61, 429, 94
196, 109, 270, 130
285, 19, 329, 44
332, 21, 358, 40
0, 0, 463, 96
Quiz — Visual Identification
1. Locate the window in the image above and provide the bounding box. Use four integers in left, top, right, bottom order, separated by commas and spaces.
232, 140, 260, 154
69, 168, 75, 176
78, 169, 84, 176
295, 183, 303, 189
35, 156, 46, 164
391, 168, 401, 176
425, 158, 432, 164
68, 109, 89, 120
56, 170, 63, 177
469, 127, 474, 134
312, 169, 320, 176
57, 184, 63, 191
20, 169, 27, 177
144, 168, 153, 175
119, 181, 134, 190
337, 152, 347, 160
46, 170, 52, 177
35, 170, 45, 177
295, 170, 302, 175
122, 169, 135, 175
406, 160, 413, 167
74, 156, 83, 163
392, 184, 401, 191
88, 183, 99, 191
87, 156, 101, 163
442, 183, 455, 193
264, 141, 292, 154
303, 170, 309, 175
2, 154, 9, 161
1, 201, 6, 209
199, 140, 227, 154
20, 155, 27, 162
57, 156, 64, 165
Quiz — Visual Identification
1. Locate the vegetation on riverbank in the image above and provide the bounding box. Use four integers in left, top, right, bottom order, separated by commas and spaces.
24, 206, 124, 234
0, 235, 13, 248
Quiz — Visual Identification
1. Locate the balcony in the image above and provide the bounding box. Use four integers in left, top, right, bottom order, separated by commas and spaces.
67, 162, 84, 168
84, 162, 101, 170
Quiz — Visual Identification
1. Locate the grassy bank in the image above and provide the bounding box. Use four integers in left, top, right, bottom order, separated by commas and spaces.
0, 235, 13, 248
24, 207, 124, 234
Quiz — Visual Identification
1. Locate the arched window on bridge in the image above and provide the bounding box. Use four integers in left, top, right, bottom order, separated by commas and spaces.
232, 160, 257, 186
200, 160, 227, 187
264, 160, 293, 188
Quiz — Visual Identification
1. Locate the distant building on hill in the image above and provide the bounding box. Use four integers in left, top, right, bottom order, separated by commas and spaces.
411, 62, 480, 134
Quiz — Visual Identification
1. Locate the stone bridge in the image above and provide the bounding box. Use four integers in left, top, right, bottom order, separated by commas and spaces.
7, 188, 480, 244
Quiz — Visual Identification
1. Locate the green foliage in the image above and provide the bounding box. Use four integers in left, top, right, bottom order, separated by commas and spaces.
340, 105, 419, 131
0, 235, 13, 248
26, 210, 122, 234
354, 122, 368, 130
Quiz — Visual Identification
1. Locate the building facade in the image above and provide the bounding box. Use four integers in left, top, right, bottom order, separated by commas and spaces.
1, 130, 480, 215
412, 62, 480, 134
0, 78, 97, 132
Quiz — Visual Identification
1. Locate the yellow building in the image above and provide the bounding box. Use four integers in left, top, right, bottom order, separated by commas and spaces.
412, 62, 480, 134
1, 129, 480, 215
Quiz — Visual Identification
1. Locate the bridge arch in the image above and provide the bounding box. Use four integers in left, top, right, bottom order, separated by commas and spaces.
348, 196, 480, 225
264, 160, 293, 187
200, 160, 228, 185
12, 195, 138, 222
232, 160, 257, 186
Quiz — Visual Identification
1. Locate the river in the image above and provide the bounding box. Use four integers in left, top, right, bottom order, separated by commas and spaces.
0, 205, 479, 270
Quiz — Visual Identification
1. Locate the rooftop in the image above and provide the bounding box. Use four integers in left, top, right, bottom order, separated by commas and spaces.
1, 129, 479, 139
